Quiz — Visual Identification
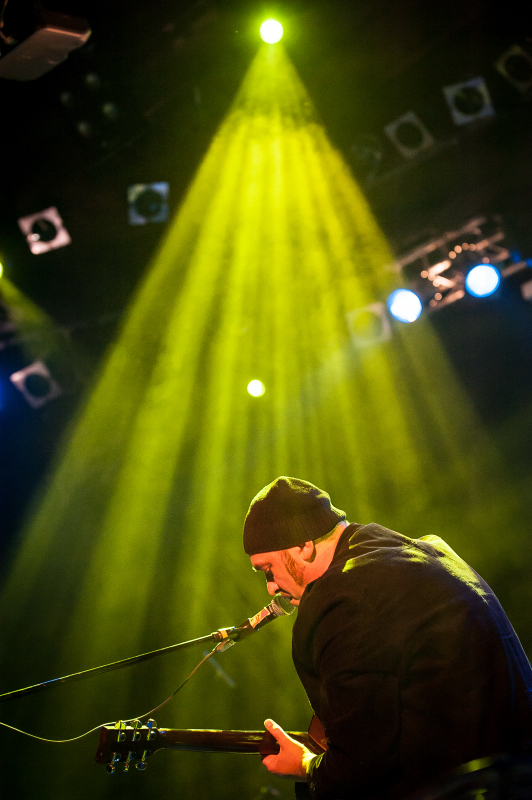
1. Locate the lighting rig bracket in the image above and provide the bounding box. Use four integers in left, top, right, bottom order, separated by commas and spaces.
387, 216, 530, 314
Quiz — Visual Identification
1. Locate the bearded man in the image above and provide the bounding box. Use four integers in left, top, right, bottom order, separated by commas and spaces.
243, 477, 532, 800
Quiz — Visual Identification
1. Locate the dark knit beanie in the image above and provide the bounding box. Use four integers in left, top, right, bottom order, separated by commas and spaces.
243, 476, 346, 555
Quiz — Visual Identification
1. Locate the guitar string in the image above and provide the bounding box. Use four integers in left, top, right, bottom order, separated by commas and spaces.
0, 642, 226, 743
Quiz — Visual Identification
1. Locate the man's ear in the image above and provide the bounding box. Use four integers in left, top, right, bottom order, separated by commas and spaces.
300, 540, 316, 562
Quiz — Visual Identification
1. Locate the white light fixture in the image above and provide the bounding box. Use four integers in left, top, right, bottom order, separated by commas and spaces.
495, 45, 532, 93
260, 20, 283, 44
387, 289, 423, 323
346, 303, 392, 347
384, 111, 434, 159
464, 264, 501, 298
247, 380, 265, 397
128, 183, 169, 225
443, 77, 495, 126
0, 12, 91, 81
10, 360, 62, 409
18, 207, 71, 254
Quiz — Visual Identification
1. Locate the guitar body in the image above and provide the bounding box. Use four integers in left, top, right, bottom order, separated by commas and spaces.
95, 715, 327, 773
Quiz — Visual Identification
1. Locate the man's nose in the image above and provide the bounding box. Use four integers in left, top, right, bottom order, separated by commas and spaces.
267, 580, 279, 596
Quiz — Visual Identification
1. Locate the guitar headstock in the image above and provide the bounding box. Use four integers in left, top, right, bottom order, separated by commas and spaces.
95, 719, 160, 773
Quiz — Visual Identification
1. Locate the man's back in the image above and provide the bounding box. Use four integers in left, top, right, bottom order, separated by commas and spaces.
292, 523, 532, 799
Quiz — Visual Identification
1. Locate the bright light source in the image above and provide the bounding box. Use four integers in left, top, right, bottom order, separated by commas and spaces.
0, 263, 3, 279
387, 289, 423, 323
247, 379, 265, 397
465, 264, 501, 297
260, 19, 283, 43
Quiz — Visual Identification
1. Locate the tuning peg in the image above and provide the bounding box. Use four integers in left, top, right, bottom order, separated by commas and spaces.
130, 719, 142, 741
146, 719, 157, 741
106, 752, 121, 774
114, 720, 127, 742
135, 750, 151, 771
123, 752, 135, 772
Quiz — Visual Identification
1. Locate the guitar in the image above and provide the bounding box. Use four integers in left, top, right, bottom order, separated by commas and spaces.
95, 715, 327, 773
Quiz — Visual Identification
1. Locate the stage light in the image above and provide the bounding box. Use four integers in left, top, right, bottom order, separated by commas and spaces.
346, 302, 391, 348
384, 111, 434, 160
9, 360, 62, 409
0, 262, 3, 278
128, 182, 169, 225
495, 45, 532, 93
17, 207, 72, 254
247, 379, 265, 397
260, 20, 283, 43
465, 264, 500, 297
443, 77, 495, 126
0, 11, 91, 81
387, 289, 423, 323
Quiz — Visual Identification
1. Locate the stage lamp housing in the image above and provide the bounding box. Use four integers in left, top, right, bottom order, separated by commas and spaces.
384, 111, 434, 160
465, 264, 501, 297
443, 77, 495, 126
17, 207, 72, 254
128, 183, 169, 225
260, 20, 283, 43
495, 45, 532, 93
10, 360, 62, 409
387, 289, 423, 323
346, 302, 392, 348
0, 11, 91, 81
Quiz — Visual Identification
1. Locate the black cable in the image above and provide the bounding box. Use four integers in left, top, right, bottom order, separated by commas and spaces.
0, 641, 225, 743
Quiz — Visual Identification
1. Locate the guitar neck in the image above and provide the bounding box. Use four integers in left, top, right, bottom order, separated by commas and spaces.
95, 717, 326, 771
147, 727, 315, 755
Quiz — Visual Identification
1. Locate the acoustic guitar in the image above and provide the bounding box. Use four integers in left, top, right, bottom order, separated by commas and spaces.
95, 715, 327, 773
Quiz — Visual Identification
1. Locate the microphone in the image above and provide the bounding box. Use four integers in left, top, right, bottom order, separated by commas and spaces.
214, 594, 295, 645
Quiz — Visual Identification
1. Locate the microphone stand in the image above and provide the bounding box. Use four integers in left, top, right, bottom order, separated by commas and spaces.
0, 626, 238, 705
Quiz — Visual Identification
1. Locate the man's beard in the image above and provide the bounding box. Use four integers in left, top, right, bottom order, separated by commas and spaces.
283, 551, 305, 587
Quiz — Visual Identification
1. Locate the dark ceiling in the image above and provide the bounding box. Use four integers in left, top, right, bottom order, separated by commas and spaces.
1, 0, 532, 541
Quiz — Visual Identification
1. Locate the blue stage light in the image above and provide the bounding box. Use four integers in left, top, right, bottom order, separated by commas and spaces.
465, 264, 500, 297
387, 289, 423, 323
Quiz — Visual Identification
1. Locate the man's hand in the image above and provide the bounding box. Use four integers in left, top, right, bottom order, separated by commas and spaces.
262, 719, 316, 782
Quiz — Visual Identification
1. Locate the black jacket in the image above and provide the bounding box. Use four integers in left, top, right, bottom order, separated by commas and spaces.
292, 523, 532, 800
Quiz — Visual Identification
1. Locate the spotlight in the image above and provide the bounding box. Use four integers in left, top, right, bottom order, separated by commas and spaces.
384, 111, 434, 159
128, 183, 169, 225
495, 45, 532, 93
464, 264, 500, 298
10, 360, 62, 409
260, 20, 283, 44
17, 207, 72, 255
443, 77, 495, 126
387, 289, 423, 323
247, 379, 265, 397
346, 303, 392, 348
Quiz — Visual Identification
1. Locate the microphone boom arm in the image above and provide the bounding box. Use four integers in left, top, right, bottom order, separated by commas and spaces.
0, 595, 293, 704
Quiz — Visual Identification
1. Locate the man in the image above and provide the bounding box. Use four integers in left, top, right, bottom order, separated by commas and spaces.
243, 476, 532, 800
